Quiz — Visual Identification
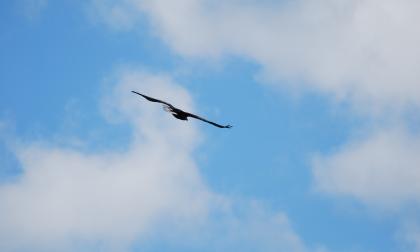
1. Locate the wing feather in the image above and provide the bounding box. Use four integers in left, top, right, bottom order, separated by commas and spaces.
131, 91, 174, 107
186, 112, 232, 128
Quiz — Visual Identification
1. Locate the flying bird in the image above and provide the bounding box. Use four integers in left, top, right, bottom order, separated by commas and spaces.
131, 91, 232, 128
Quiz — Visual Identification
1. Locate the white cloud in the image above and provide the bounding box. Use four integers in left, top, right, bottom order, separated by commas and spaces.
313, 127, 420, 209
92, 0, 420, 113
0, 69, 316, 251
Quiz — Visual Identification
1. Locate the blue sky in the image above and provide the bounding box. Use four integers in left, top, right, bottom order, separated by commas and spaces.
1, 1, 420, 251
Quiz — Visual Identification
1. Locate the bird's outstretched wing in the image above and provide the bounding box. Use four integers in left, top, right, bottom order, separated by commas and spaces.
131, 91, 174, 107
186, 112, 232, 128
132, 91, 232, 129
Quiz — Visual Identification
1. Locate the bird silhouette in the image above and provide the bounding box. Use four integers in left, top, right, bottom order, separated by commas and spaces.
132, 91, 232, 128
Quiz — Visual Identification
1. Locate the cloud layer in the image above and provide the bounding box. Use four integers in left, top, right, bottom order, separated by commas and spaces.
9, 0, 419, 250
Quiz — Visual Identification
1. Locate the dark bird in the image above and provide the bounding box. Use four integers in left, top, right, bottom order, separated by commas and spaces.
131, 91, 232, 128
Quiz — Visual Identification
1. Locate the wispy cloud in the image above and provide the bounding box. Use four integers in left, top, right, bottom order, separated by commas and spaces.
20, 0, 48, 20
313, 127, 420, 210
88, 0, 142, 30
397, 218, 420, 252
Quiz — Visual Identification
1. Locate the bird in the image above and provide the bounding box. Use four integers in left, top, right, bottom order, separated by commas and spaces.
131, 91, 232, 128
